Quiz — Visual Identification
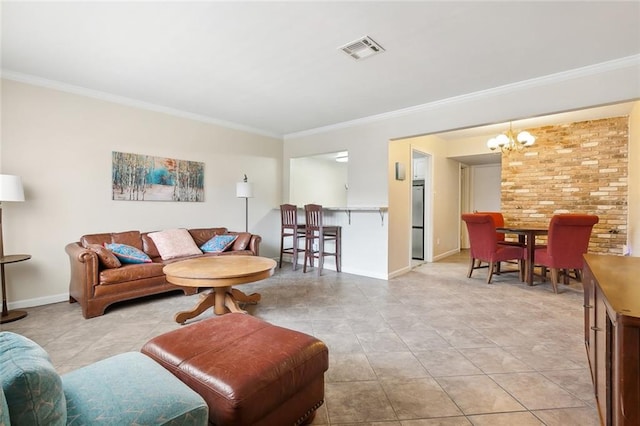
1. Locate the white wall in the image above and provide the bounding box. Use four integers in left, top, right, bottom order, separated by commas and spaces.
471, 165, 501, 212
289, 156, 348, 207
1, 79, 283, 308
284, 58, 640, 278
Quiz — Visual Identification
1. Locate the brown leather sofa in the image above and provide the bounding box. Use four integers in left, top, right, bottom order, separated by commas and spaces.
65, 228, 261, 319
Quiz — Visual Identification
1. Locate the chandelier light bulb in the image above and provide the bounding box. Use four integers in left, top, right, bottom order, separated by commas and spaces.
496, 134, 509, 146
517, 131, 535, 146
486, 122, 536, 154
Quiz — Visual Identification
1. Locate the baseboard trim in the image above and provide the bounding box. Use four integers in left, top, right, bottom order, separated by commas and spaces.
388, 266, 412, 279
433, 248, 460, 262
278, 259, 388, 280
8, 293, 69, 310
13, 257, 394, 310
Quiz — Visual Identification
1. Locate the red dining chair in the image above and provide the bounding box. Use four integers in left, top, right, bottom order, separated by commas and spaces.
534, 214, 599, 293
475, 211, 524, 247
461, 213, 524, 284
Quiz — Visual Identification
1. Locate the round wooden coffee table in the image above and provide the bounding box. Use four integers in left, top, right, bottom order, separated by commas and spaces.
163, 256, 277, 323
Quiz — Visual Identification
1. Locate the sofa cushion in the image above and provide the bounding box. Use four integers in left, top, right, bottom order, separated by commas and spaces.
0, 386, 10, 426
188, 228, 227, 247
0, 332, 66, 426
141, 233, 161, 258
87, 244, 121, 269
149, 229, 202, 260
200, 234, 237, 253
62, 352, 208, 426
99, 263, 165, 285
105, 243, 152, 264
111, 230, 143, 250
80, 232, 111, 248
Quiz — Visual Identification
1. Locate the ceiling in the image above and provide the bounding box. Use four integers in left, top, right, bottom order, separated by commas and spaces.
2, 1, 639, 138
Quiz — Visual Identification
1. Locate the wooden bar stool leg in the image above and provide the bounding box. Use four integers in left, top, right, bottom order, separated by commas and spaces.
279, 232, 285, 268
303, 232, 312, 273
292, 233, 298, 271
336, 228, 342, 272
317, 231, 325, 276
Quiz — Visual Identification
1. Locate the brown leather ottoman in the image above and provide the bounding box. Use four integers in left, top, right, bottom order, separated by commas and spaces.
141, 314, 329, 426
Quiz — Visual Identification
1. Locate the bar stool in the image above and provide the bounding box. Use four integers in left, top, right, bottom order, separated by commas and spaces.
279, 204, 306, 270
303, 204, 341, 276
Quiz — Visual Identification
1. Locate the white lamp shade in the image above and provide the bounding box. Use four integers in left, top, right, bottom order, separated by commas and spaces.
518, 131, 536, 146
0, 174, 25, 202
236, 182, 253, 198
496, 134, 510, 146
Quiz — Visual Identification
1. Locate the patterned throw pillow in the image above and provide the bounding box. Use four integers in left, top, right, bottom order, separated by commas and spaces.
200, 234, 238, 253
104, 243, 152, 264
147, 229, 202, 260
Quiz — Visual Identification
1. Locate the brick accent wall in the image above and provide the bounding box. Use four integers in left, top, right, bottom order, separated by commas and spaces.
501, 116, 628, 255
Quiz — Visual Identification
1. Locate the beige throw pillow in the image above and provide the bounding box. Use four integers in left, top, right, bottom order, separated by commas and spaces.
148, 229, 202, 260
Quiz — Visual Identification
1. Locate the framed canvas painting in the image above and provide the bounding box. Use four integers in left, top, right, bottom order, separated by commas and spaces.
112, 151, 204, 201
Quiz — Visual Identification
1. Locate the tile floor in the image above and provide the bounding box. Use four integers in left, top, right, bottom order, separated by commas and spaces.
2, 251, 600, 425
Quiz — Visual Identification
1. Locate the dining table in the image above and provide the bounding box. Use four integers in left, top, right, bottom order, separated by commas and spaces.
496, 227, 548, 286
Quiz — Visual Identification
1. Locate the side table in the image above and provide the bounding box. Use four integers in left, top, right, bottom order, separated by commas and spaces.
1, 254, 31, 324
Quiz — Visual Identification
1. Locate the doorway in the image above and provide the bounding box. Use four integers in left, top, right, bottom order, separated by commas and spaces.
411, 150, 432, 265
412, 180, 424, 260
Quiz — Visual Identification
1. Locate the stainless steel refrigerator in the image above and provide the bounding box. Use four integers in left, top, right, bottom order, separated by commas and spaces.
412, 181, 424, 260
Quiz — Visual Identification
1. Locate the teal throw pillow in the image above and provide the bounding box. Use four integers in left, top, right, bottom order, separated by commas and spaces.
0, 332, 66, 426
104, 243, 152, 264
200, 234, 237, 253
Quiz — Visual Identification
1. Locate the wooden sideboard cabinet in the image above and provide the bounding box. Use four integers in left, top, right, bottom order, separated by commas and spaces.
583, 254, 640, 426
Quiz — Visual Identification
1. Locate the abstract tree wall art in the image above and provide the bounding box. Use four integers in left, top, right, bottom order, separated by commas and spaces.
112, 151, 204, 201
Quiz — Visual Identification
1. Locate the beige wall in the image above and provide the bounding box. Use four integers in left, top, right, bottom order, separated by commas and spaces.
2, 57, 638, 309
388, 134, 460, 276
629, 103, 640, 255
1, 79, 283, 308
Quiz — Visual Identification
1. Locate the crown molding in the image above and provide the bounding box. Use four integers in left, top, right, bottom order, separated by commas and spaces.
0, 70, 282, 140
284, 55, 640, 140
3, 54, 638, 142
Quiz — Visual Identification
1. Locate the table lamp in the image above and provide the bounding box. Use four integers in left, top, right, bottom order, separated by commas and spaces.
236, 174, 253, 232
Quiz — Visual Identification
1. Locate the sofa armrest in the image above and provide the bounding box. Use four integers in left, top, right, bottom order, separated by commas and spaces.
65, 242, 99, 316
248, 235, 261, 256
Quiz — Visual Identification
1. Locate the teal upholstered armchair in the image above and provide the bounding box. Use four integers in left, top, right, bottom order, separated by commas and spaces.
0, 332, 208, 426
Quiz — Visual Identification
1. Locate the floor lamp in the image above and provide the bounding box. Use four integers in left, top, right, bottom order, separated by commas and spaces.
0, 174, 29, 324
236, 174, 253, 232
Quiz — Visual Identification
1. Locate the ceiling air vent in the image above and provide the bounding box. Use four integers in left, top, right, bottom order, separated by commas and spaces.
340, 36, 385, 61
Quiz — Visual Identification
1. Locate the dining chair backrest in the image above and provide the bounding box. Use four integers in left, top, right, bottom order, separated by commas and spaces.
304, 204, 324, 230
280, 204, 299, 229
461, 213, 498, 260
546, 214, 599, 267
475, 211, 506, 242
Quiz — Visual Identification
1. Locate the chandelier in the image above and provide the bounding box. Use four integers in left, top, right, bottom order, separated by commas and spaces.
487, 122, 535, 154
